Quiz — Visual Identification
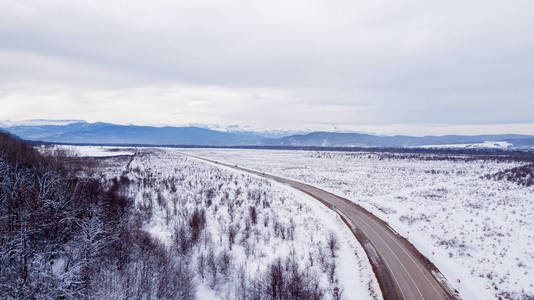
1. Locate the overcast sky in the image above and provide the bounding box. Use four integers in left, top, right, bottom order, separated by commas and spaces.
1, 0, 533, 135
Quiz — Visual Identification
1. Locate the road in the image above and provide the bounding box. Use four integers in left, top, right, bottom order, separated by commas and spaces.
183, 153, 459, 300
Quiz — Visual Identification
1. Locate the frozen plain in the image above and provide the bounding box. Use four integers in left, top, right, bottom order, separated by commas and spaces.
64, 146, 381, 300
179, 148, 534, 300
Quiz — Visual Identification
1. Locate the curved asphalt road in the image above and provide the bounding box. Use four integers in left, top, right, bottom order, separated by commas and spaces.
183, 153, 459, 300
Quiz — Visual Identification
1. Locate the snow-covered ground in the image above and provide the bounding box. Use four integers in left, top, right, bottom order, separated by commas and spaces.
417, 141, 513, 150
70, 146, 381, 300
43, 145, 136, 157
179, 148, 534, 300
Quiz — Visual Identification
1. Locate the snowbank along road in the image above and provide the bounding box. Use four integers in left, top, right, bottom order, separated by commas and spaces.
183, 153, 460, 300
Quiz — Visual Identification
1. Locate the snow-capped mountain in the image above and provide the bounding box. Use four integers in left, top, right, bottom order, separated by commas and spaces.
1, 120, 533, 149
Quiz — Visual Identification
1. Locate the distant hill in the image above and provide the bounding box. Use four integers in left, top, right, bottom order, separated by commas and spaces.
2, 121, 533, 149
265, 132, 534, 149
1, 121, 265, 146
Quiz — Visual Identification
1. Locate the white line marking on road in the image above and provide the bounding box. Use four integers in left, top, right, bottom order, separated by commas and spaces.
334, 208, 409, 300
358, 209, 446, 298
354, 210, 425, 300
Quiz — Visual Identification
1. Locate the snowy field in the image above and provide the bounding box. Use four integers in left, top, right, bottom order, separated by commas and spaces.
179, 148, 534, 300
417, 141, 513, 150
41, 145, 136, 157
65, 146, 381, 300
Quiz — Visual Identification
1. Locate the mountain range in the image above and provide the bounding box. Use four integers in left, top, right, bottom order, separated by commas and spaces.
1, 121, 533, 149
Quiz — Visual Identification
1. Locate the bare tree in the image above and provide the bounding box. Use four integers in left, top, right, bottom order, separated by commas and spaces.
327, 232, 339, 258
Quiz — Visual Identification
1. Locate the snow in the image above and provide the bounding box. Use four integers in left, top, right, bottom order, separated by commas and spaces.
288, 185, 382, 300
418, 141, 513, 150
49, 145, 135, 157
179, 148, 534, 300
199, 154, 381, 300
196, 284, 219, 300
71, 146, 381, 300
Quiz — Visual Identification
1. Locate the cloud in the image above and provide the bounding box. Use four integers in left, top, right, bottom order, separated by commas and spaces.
0, 0, 533, 134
